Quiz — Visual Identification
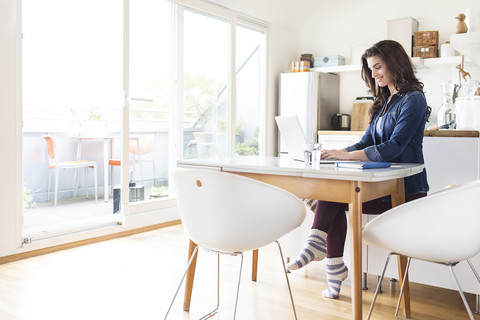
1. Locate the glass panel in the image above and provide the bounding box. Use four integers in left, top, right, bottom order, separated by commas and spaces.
182, 10, 229, 159
235, 25, 265, 156
22, 0, 123, 235
127, 0, 171, 202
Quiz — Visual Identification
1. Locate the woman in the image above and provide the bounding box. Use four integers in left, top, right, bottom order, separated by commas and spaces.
286, 40, 430, 299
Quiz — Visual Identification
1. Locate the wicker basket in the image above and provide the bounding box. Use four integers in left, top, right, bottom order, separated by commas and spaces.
413, 46, 438, 58
414, 31, 439, 47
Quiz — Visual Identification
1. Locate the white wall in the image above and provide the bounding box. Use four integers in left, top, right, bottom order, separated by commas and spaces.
293, 0, 480, 122
0, 0, 22, 256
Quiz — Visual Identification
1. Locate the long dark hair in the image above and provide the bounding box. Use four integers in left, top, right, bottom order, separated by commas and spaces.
361, 40, 425, 122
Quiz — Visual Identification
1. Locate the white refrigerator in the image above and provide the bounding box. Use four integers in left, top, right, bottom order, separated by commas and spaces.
278, 71, 339, 155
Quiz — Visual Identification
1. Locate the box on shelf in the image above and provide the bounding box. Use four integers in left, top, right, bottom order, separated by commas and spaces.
313, 55, 345, 68
414, 31, 439, 46
387, 17, 419, 57
413, 46, 438, 58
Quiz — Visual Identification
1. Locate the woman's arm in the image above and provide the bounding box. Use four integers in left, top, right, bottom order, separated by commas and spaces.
321, 148, 369, 161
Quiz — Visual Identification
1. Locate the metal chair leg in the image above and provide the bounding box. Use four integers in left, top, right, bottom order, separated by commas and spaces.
276, 241, 298, 320
230, 253, 244, 320
165, 247, 243, 320
47, 170, 52, 201
164, 246, 200, 320
450, 265, 475, 320
363, 272, 368, 290
198, 253, 221, 320
54, 167, 59, 206
395, 257, 411, 319
367, 252, 393, 320
466, 259, 480, 314
376, 275, 383, 293
476, 295, 480, 315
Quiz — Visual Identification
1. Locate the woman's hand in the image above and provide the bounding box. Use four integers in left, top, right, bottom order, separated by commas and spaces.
321, 149, 369, 161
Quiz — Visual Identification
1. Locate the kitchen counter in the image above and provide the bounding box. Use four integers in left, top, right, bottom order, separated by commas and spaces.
318, 130, 365, 135
424, 130, 479, 137
319, 130, 479, 137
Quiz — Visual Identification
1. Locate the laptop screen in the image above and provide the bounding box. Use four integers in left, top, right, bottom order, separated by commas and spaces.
275, 115, 307, 161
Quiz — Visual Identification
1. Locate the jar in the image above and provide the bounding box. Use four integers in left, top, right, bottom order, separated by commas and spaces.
437, 80, 456, 130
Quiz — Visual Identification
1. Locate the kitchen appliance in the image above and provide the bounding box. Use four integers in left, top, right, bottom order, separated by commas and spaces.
331, 113, 351, 130
278, 71, 339, 155
351, 97, 373, 131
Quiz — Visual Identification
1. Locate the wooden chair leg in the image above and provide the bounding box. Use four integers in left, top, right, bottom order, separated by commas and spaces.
252, 249, 258, 281
183, 240, 198, 311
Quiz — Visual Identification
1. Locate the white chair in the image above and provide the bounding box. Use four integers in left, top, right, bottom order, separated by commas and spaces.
363, 180, 480, 319
43, 135, 98, 206
165, 169, 306, 320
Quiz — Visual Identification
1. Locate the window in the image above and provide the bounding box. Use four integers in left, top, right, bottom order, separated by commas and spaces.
21, 0, 267, 238
235, 24, 265, 156
182, 9, 229, 159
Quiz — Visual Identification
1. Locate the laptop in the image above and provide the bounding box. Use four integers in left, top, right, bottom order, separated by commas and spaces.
275, 115, 337, 164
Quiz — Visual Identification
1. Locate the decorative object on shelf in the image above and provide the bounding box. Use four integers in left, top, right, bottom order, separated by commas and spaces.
413, 30, 439, 58
437, 80, 456, 130
313, 55, 345, 68
456, 80, 480, 130
456, 55, 471, 84
455, 13, 468, 34
414, 30, 439, 46
300, 53, 314, 70
413, 46, 438, 58
290, 60, 310, 72
440, 41, 456, 57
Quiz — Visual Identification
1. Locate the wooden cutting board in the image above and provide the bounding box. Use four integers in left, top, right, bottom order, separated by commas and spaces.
351, 100, 373, 131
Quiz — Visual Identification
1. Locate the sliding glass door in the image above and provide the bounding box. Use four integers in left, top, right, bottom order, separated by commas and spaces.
182, 9, 229, 159
21, 0, 267, 240
22, 0, 123, 237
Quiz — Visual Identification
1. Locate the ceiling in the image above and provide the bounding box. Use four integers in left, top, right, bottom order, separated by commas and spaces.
206, 0, 320, 30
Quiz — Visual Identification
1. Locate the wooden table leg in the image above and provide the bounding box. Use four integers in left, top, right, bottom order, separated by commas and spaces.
184, 239, 198, 311
252, 249, 258, 281
391, 178, 411, 318
397, 254, 411, 318
349, 182, 363, 320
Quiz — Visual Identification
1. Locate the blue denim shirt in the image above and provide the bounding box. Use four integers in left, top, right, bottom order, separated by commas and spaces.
345, 90, 429, 197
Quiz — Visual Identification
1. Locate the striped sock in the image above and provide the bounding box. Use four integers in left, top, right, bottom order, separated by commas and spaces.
286, 229, 327, 271
322, 257, 349, 299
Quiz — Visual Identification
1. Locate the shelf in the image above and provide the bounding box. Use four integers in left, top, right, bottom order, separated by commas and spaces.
450, 31, 480, 65
311, 64, 361, 73
311, 56, 463, 74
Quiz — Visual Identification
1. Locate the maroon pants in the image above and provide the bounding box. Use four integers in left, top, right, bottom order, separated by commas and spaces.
313, 193, 427, 258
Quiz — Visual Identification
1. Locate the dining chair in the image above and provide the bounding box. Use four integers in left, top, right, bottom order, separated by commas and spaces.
42, 135, 98, 206
165, 169, 306, 320
108, 136, 155, 187
363, 180, 480, 320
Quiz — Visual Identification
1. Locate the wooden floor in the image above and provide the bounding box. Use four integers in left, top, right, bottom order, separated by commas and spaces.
0, 224, 479, 320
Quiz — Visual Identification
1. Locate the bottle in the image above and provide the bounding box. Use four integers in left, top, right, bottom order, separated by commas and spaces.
437, 80, 456, 130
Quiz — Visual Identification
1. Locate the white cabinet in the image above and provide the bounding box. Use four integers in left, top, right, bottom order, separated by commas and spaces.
317, 131, 363, 150
423, 136, 480, 193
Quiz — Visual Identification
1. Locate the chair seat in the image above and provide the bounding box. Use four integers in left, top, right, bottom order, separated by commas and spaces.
51, 160, 96, 169
109, 159, 121, 166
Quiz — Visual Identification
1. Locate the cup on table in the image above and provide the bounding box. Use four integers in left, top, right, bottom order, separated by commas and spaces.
304, 143, 314, 164
311, 143, 322, 166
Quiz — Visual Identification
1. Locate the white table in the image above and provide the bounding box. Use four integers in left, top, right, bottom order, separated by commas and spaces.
75, 135, 142, 202
177, 156, 425, 320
